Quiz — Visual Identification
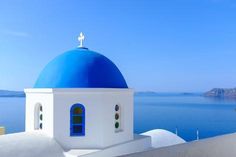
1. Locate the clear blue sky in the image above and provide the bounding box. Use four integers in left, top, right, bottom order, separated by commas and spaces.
0, 0, 236, 92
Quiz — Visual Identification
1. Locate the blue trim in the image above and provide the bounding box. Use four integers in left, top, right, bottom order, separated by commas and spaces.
70, 103, 85, 136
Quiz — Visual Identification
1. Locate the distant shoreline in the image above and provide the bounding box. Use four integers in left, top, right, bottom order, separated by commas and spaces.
3, 88, 235, 98
0, 90, 203, 98
135, 92, 202, 97
0, 90, 25, 97
204, 88, 236, 98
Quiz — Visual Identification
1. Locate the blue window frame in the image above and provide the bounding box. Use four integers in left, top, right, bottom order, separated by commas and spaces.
70, 103, 85, 136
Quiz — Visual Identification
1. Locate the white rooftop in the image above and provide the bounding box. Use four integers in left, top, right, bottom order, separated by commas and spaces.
121, 132, 236, 157
0, 132, 64, 157
141, 129, 186, 148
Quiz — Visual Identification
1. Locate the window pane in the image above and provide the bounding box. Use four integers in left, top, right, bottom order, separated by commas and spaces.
115, 105, 119, 111
73, 125, 82, 133
73, 116, 82, 124
115, 122, 119, 129
115, 113, 119, 120
73, 107, 83, 114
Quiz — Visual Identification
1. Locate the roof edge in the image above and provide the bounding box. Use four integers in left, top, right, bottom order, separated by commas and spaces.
24, 88, 134, 94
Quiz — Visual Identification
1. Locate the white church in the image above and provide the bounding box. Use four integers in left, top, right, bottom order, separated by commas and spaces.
7, 33, 235, 157
25, 32, 135, 150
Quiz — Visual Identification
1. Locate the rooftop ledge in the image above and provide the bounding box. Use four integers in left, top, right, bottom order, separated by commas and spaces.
24, 88, 134, 94
121, 132, 236, 157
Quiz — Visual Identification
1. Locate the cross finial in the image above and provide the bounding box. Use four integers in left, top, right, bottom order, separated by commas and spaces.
78, 32, 85, 48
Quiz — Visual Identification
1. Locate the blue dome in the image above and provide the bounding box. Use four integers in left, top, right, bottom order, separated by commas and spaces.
34, 48, 128, 88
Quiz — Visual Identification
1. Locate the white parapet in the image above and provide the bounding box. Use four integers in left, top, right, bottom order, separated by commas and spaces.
141, 129, 186, 148
121, 132, 236, 157
0, 131, 65, 157
64, 134, 152, 157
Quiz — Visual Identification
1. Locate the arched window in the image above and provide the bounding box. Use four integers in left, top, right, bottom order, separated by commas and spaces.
34, 103, 43, 130
70, 103, 85, 136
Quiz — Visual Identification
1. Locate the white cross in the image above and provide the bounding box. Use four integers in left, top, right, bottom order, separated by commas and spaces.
78, 32, 85, 47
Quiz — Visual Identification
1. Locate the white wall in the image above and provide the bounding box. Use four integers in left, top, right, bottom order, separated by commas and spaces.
53, 91, 104, 149
25, 89, 54, 137
52, 88, 134, 149
101, 91, 134, 147
25, 88, 134, 150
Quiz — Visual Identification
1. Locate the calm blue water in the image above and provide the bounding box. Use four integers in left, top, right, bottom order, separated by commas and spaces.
134, 95, 236, 141
1, 96, 236, 141
0, 97, 25, 133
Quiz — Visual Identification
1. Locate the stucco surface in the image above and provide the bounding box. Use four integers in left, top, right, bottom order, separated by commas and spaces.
121, 132, 236, 157
141, 129, 186, 148
0, 132, 65, 157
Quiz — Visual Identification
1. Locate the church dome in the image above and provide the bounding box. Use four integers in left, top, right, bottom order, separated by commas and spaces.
34, 47, 128, 88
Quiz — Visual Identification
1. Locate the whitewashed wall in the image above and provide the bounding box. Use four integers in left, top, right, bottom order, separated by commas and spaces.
25, 88, 134, 150
25, 89, 54, 137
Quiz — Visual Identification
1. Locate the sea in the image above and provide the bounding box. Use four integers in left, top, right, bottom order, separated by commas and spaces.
1, 95, 236, 142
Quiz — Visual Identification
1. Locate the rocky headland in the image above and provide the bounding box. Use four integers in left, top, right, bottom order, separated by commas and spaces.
204, 88, 236, 98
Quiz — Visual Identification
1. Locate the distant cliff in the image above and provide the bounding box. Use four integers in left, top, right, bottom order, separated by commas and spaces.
204, 88, 236, 98
0, 90, 25, 97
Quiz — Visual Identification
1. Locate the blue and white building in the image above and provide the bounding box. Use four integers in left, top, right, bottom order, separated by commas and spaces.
25, 45, 136, 150
0, 33, 185, 157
